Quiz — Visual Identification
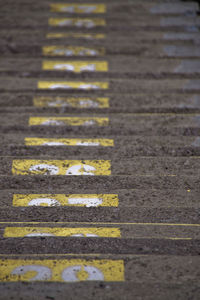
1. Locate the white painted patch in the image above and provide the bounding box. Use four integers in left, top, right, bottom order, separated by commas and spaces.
12, 265, 52, 281
80, 49, 97, 56
28, 198, 61, 206
68, 197, 103, 207
78, 6, 97, 13
41, 120, 65, 125
76, 141, 100, 146
55, 49, 74, 56
62, 265, 104, 281
76, 20, 94, 28
25, 233, 55, 237
80, 64, 96, 71
66, 164, 96, 175
53, 64, 75, 71
47, 99, 69, 107
79, 84, 99, 89
79, 99, 99, 107
49, 84, 71, 89
29, 164, 59, 175
82, 120, 96, 126
61, 6, 75, 13
42, 142, 66, 146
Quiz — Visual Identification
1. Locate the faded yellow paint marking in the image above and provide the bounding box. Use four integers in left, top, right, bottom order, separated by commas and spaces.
50, 4, 106, 13
12, 160, 111, 176
46, 33, 105, 39
0, 259, 124, 282
37, 81, 109, 90
25, 138, 114, 147
33, 96, 109, 108
13, 194, 118, 207
42, 46, 105, 56
48, 18, 106, 27
42, 61, 108, 72
4, 227, 120, 238
28, 117, 109, 126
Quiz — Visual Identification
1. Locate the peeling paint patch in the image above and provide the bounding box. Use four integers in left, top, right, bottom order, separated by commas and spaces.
48, 18, 106, 28
13, 194, 118, 207
37, 81, 109, 90
42, 46, 105, 56
28, 117, 109, 126
12, 160, 111, 176
33, 96, 109, 108
25, 138, 114, 147
50, 4, 106, 14
42, 61, 108, 72
0, 259, 124, 282
4, 227, 120, 238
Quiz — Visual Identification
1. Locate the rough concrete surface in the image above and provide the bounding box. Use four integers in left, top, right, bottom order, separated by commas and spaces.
0, 0, 200, 299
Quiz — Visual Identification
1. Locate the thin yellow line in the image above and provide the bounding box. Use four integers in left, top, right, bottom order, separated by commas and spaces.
0, 253, 101, 257
0, 174, 179, 177
0, 222, 199, 226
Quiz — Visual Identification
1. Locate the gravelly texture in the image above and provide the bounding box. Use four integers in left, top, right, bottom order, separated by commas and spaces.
1, 0, 200, 298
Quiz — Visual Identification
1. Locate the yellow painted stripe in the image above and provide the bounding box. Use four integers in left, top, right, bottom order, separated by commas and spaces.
46, 33, 105, 39
4, 227, 120, 238
25, 138, 114, 147
48, 18, 106, 27
50, 4, 106, 13
42, 46, 105, 56
38, 81, 108, 90
12, 160, 111, 176
42, 61, 108, 72
2, 229, 194, 240
33, 96, 109, 108
28, 117, 109, 126
0, 259, 124, 282
13, 194, 118, 207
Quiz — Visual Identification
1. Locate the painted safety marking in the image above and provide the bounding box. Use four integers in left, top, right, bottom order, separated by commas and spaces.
28, 117, 109, 126
0, 259, 124, 282
50, 4, 106, 14
42, 61, 108, 72
48, 18, 106, 28
42, 46, 105, 56
12, 160, 111, 176
25, 138, 114, 147
37, 81, 109, 90
46, 33, 105, 39
13, 194, 119, 207
4, 227, 120, 238
33, 96, 109, 108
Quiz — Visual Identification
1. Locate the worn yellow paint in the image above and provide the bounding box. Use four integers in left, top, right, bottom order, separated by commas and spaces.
0, 259, 124, 282
50, 4, 106, 13
48, 18, 106, 27
13, 194, 119, 207
12, 160, 111, 176
42, 61, 108, 72
4, 227, 120, 238
33, 96, 109, 108
37, 81, 109, 90
42, 46, 105, 56
25, 138, 114, 147
29, 117, 109, 126
46, 33, 105, 39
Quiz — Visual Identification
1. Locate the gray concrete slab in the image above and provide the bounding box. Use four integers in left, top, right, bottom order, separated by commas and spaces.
150, 2, 199, 14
